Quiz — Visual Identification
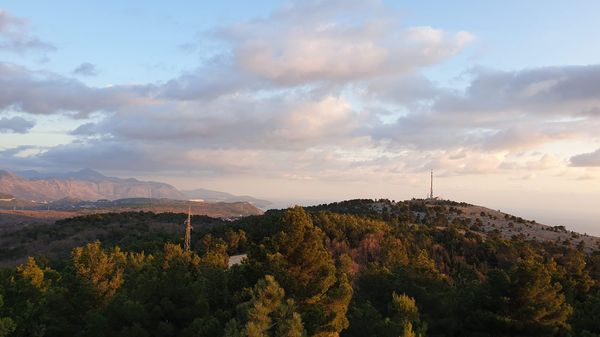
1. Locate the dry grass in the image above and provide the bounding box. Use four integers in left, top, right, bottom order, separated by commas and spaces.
455, 205, 600, 252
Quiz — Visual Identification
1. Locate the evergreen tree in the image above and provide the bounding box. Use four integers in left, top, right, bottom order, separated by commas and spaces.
0, 295, 16, 337
72, 241, 127, 306
225, 275, 305, 337
571, 291, 600, 335
511, 259, 572, 334
472, 259, 573, 336
388, 292, 426, 337
254, 207, 351, 336
16, 257, 47, 291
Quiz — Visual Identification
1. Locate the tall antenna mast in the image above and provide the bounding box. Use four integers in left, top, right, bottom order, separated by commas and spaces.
430, 169, 434, 199
184, 202, 192, 251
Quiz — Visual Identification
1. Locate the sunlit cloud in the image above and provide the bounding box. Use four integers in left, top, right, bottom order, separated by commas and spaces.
0, 0, 599, 196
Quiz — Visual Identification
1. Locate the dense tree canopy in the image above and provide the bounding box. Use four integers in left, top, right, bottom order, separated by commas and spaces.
1, 199, 600, 336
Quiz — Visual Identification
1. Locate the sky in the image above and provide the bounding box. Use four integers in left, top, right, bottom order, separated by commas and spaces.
1, 1, 600, 233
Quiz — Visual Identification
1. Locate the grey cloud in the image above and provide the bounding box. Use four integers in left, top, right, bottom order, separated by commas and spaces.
0, 141, 348, 177
0, 62, 148, 116
369, 65, 600, 152
6, 57, 600, 176
72, 62, 98, 77
0, 140, 157, 172
0, 10, 55, 53
39, 140, 157, 170
0, 145, 38, 170
570, 148, 600, 167
159, 64, 266, 101
434, 65, 600, 115
363, 74, 442, 105
0, 116, 35, 133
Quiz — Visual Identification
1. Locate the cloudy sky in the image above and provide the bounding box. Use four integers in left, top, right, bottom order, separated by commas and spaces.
1, 1, 600, 231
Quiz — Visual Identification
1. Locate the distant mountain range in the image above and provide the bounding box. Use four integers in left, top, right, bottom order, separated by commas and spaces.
0, 169, 271, 207
0, 169, 185, 201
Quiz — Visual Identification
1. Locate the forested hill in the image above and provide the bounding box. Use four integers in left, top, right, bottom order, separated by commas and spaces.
307, 199, 600, 251
1, 199, 600, 336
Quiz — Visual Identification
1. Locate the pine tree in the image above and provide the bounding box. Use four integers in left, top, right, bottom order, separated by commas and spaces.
16, 257, 46, 291
255, 207, 351, 336
475, 258, 573, 336
510, 259, 572, 334
389, 292, 426, 337
267, 207, 337, 305
71, 241, 127, 306
225, 275, 305, 337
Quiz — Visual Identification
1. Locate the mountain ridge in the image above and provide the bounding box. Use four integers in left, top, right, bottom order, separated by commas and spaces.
0, 169, 186, 201
0, 169, 274, 208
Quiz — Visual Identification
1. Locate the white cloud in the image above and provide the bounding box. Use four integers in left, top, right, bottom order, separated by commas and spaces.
219, 1, 473, 85
0, 62, 148, 116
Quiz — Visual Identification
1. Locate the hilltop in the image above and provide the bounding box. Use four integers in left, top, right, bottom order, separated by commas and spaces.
307, 199, 600, 251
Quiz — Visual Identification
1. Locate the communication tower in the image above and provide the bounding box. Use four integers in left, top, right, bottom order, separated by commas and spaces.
429, 169, 434, 199
184, 203, 192, 251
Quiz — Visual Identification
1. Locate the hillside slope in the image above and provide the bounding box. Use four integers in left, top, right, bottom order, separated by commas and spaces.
1, 198, 597, 267
0, 198, 262, 266
307, 198, 600, 251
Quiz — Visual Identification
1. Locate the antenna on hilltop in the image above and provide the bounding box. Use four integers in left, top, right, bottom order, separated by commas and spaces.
184, 202, 193, 251
430, 169, 434, 199
427, 169, 438, 200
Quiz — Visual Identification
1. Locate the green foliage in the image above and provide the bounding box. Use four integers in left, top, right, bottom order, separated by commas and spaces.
199, 234, 229, 268
72, 241, 126, 306
389, 292, 426, 337
0, 317, 15, 337
250, 207, 351, 336
466, 258, 573, 336
266, 207, 337, 304
1, 201, 600, 337
226, 275, 305, 337
16, 257, 47, 291
571, 291, 600, 335
0, 295, 16, 337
